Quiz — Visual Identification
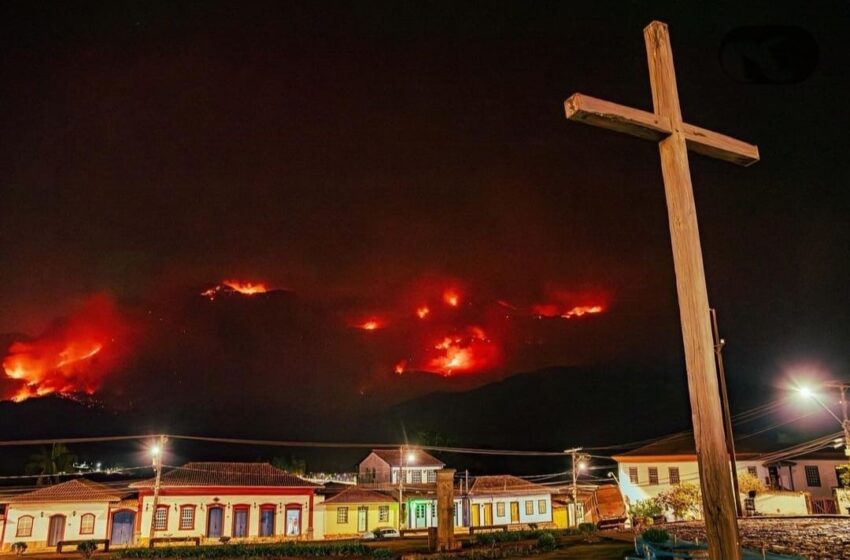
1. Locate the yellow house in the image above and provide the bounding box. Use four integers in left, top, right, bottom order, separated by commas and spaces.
316, 488, 397, 539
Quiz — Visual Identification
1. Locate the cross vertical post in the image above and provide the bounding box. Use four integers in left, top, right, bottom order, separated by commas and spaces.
564, 21, 760, 560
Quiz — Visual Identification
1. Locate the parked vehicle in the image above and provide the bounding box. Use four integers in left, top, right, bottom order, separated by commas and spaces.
361, 527, 401, 539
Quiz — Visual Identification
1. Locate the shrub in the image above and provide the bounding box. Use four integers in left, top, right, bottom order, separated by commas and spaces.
371, 549, 395, 559
641, 528, 670, 544
657, 482, 702, 520
12, 542, 27, 556
77, 540, 99, 559
737, 472, 766, 496
577, 522, 597, 542
628, 498, 663, 526
536, 532, 556, 552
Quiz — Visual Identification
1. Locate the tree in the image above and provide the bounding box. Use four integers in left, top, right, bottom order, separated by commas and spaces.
272, 455, 307, 475
837, 464, 850, 489
25, 443, 77, 486
737, 471, 766, 496
628, 498, 663, 526
657, 482, 702, 520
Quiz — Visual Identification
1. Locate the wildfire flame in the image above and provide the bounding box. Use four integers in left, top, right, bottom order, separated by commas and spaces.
352, 318, 385, 331
2, 296, 128, 402
426, 326, 498, 377
202, 280, 270, 300
416, 306, 430, 319
561, 305, 604, 319
394, 360, 407, 375
442, 289, 460, 307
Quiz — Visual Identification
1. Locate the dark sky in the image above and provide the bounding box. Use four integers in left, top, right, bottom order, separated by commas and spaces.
1, 1, 849, 467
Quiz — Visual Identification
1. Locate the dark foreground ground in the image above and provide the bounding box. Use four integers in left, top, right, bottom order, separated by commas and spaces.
659, 517, 850, 560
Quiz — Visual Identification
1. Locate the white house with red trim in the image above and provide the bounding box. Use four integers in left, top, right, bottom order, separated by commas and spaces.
129, 462, 319, 545
0, 479, 137, 552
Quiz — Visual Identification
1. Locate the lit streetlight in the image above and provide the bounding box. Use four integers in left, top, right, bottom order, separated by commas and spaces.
795, 383, 850, 457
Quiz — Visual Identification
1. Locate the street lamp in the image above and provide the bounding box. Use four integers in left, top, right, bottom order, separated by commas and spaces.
148, 435, 167, 546
796, 383, 850, 457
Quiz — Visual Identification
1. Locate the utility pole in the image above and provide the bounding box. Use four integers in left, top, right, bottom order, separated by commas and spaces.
711, 309, 742, 517
147, 434, 166, 547
825, 383, 850, 458
397, 446, 405, 531
566, 448, 587, 527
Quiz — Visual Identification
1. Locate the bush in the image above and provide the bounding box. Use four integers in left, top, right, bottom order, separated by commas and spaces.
12, 542, 27, 556
641, 528, 670, 544
370, 549, 394, 559
628, 498, 663, 526
77, 540, 99, 559
657, 482, 702, 520
737, 472, 766, 496
577, 522, 597, 542
536, 532, 556, 552
118, 542, 372, 558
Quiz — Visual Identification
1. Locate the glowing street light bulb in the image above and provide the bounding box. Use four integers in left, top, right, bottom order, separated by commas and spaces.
577, 461, 587, 471
798, 386, 815, 399
406, 452, 417, 463
151, 445, 161, 457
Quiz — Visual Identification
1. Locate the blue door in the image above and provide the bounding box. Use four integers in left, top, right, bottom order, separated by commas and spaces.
207, 507, 223, 538
111, 511, 136, 546
260, 509, 275, 537
233, 508, 249, 537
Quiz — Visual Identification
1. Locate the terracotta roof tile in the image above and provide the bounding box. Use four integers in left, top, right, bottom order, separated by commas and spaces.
130, 462, 318, 489
468, 475, 552, 496
369, 449, 444, 468
322, 487, 396, 505
7, 479, 129, 504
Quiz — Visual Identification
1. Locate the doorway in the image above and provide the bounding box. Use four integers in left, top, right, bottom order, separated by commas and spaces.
207, 507, 223, 538
110, 511, 136, 546
510, 502, 519, 523
357, 506, 368, 532
47, 515, 66, 547
483, 503, 493, 526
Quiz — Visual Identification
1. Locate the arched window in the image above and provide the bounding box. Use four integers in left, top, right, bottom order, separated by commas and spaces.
80, 513, 96, 535
16, 515, 34, 537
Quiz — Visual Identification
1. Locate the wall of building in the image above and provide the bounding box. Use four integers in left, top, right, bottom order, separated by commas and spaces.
391, 467, 440, 485
749, 492, 809, 515
358, 455, 392, 484
783, 460, 845, 500
1, 502, 111, 552
405, 498, 463, 529
318, 502, 398, 539
137, 492, 313, 544
469, 494, 552, 526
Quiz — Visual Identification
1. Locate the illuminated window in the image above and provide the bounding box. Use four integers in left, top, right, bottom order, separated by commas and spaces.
154, 506, 168, 530
80, 513, 95, 535
628, 467, 638, 484
16, 515, 34, 537
496, 502, 505, 517
648, 467, 659, 486
805, 466, 822, 487
538, 500, 547, 514
379, 506, 389, 522
337, 507, 348, 524
669, 467, 680, 485
525, 501, 533, 515
179, 506, 195, 530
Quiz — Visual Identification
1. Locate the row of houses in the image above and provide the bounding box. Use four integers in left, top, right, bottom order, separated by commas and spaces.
0, 449, 623, 552
613, 433, 850, 518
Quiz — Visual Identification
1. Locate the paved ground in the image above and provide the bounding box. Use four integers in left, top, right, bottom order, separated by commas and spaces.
659, 516, 850, 559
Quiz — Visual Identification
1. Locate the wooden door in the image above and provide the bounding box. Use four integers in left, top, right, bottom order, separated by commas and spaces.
483, 503, 493, 526
357, 507, 368, 532
48, 515, 66, 547
470, 504, 479, 526
233, 507, 249, 537
207, 507, 223, 538
510, 502, 519, 523
110, 511, 135, 545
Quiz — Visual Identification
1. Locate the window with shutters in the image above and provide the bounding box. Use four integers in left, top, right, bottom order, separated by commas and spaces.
496, 502, 505, 517
427, 470, 436, 483
525, 501, 533, 515
629, 467, 638, 484
412, 470, 422, 484
379, 506, 389, 522
668, 467, 680, 484
16, 515, 34, 537
179, 506, 195, 530
154, 506, 168, 530
805, 466, 822, 487
648, 467, 659, 485
337, 507, 348, 523
538, 500, 547, 514
80, 513, 95, 535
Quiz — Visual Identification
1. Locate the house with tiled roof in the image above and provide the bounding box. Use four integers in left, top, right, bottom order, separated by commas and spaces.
129, 462, 319, 544
611, 433, 829, 520
358, 449, 445, 486
0, 479, 136, 552
466, 475, 554, 528
314, 487, 397, 539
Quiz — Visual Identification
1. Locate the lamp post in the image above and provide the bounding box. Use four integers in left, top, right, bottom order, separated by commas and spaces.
148, 435, 166, 547
568, 449, 590, 527
798, 383, 850, 457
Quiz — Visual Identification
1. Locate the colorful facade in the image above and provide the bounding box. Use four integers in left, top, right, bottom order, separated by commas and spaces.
314, 487, 397, 539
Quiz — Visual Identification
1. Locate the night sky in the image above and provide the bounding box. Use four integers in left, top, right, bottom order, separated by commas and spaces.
1, 1, 849, 470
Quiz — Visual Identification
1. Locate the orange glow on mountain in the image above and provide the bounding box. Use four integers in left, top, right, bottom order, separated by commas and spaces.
426, 326, 499, 376
353, 318, 385, 331
394, 360, 407, 374
443, 289, 460, 307
1, 296, 129, 402
416, 306, 430, 319
561, 305, 604, 318
222, 280, 268, 294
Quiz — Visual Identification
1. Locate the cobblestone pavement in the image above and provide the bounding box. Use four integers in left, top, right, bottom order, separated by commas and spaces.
659, 517, 850, 560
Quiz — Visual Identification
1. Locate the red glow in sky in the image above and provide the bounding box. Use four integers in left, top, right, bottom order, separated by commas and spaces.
1, 296, 129, 402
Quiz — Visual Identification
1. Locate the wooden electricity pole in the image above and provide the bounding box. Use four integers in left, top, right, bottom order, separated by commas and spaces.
564, 21, 759, 559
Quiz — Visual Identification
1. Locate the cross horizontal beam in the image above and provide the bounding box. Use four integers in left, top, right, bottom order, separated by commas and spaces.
564, 93, 759, 167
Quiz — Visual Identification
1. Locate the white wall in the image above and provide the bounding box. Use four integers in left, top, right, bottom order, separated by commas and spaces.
748, 492, 808, 515
138, 493, 312, 541
469, 494, 552, 526
390, 467, 441, 484
783, 460, 844, 500
2, 502, 111, 551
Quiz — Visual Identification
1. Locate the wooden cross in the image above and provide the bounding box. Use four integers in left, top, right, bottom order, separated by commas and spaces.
564, 21, 758, 560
